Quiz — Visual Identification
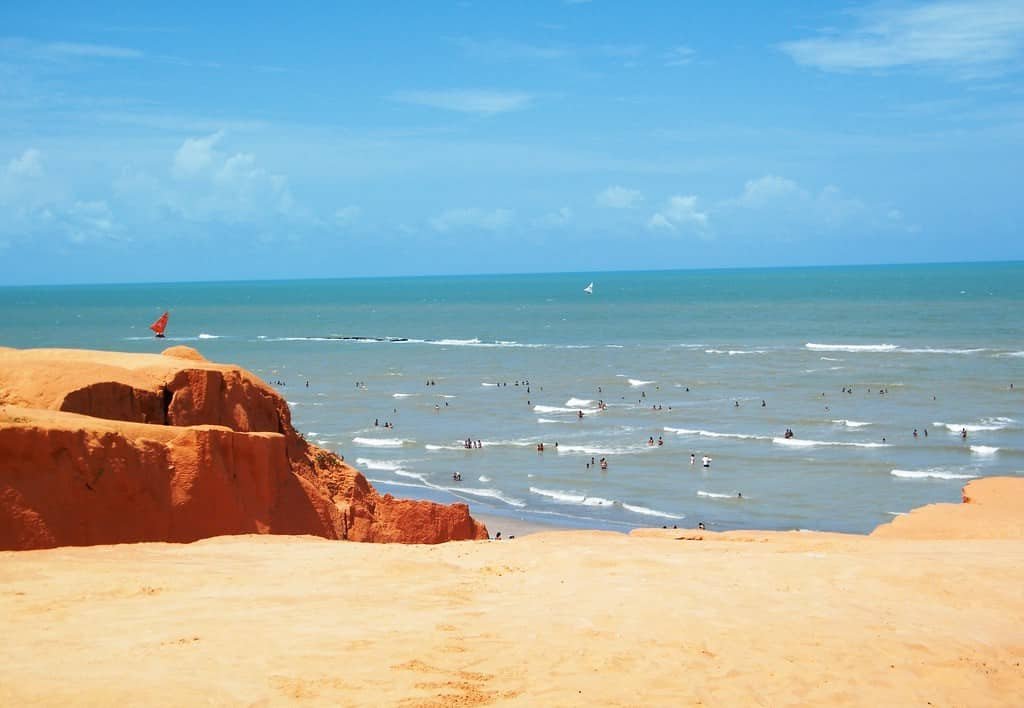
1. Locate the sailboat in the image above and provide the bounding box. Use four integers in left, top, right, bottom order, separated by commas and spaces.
149, 311, 169, 338
583, 282, 594, 295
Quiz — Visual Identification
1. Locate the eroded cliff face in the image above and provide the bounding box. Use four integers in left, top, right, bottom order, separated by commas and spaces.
0, 346, 487, 550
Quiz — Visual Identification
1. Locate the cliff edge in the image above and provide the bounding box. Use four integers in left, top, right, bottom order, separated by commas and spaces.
0, 346, 488, 550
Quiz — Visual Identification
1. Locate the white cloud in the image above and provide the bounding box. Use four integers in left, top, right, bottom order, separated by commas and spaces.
596, 185, 644, 209
392, 90, 533, 115
664, 46, 696, 67
334, 206, 361, 226
720, 175, 868, 233
734, 175, 807, 208
44, 41, 143, 59
536, 206, 572, 227
173, 131, 223, 177
6, 149, 43, 178
780, 1, 1024, 76
63, 200, 120, 243
648, 195, 708, 232
430, 207, 513, 232
455, 38, 570, 61
156, 132, 296, 224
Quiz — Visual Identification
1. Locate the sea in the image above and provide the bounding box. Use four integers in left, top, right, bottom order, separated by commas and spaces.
2, 262, 1022, 535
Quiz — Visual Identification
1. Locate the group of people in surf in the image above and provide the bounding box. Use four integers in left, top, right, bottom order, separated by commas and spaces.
464, 438, 483, 449
783, 428, 795, 439
647, 436, 664, 446
689, 453, 712, 468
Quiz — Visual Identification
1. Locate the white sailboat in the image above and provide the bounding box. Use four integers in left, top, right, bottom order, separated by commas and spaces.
583, 282, 594, 295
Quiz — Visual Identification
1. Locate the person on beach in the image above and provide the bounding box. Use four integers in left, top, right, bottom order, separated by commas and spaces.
690, 453, 695, 465
702, 455, 712, 468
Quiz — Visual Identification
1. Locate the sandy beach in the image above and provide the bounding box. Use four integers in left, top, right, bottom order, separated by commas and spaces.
3, 484, 1023, 707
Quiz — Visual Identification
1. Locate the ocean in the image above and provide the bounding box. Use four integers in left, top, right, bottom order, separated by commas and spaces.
2, 262, 1022, 534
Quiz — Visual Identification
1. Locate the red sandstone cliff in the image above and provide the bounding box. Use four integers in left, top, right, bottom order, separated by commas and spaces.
0, 346, 488, 550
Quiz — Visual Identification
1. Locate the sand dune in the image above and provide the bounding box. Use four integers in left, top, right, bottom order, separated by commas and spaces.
2, 480, 1023, 706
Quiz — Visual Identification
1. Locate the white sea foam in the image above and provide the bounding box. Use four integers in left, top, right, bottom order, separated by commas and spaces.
368, 478, 425, 490
533, 404, 600, 414
436, 338, 481, 346
805, 343, 898, 353
697, 491, 737, 499
450, 487, 526, 507
935, 417, 1015, 433
481, 382, 498, 387
704, 349, 766, 355
392, 393, 416, 398
353, 437, 410, 448
891, 469, 978, 480
529, 487, 615, 506
197, 333, 220, 339
621, 503, 684, 520
565, 397, 594, 407
664, 427, 769, 441
628, 379, 654, 387
394, 470, 428, 483
556, 443, 649, 455
832, 419, 872, 428
772, 437, 888, 448
536, 417, 564, 424
482, 439, 535, 448
355, 458, 405, 471
819, 356, 843, 361
970, 445, 999, 456
996, 351, 1024, 358
901, 347, 987, 354
425, 443, 469, 451
478, 475, 491, 482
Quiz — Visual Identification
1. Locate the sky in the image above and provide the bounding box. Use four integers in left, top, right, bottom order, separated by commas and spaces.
1, 0, 1022, 285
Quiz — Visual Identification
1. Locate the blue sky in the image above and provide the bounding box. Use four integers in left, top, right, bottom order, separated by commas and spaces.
1, 1, 1022, 285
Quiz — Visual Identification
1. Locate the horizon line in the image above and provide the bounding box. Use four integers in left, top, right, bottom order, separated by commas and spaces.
1, 257, 1021, 289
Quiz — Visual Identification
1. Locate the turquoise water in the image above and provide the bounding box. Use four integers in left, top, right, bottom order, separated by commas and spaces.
2, 262, 1022, 533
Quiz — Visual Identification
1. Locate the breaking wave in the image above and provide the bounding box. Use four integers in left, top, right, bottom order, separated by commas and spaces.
891, 469, 978, 480
665, 427, 770, 441
805, 343, 898, 353
352, 437, 412, 448
832, 420, 872, 428
697, 491, 739, 499
935, 417, 1015, 433
772, 437, 888, 448
530, 487, 614, 506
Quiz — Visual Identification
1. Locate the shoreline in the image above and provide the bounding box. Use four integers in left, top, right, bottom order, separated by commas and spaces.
470, 511, 576, 538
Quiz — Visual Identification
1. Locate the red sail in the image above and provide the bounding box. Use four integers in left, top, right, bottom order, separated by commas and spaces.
149, 311, 169, 337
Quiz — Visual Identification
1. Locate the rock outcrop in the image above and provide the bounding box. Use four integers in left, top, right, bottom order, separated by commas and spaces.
0, 346, 488, 550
